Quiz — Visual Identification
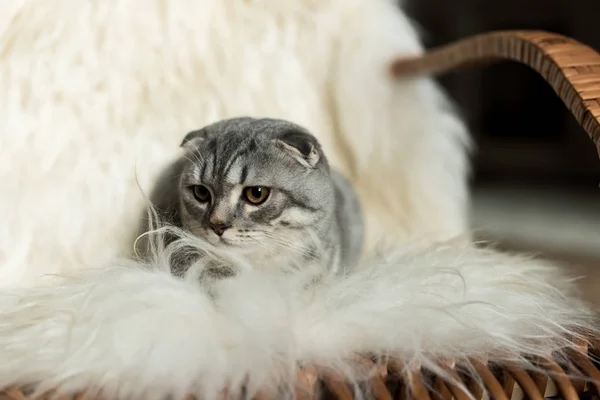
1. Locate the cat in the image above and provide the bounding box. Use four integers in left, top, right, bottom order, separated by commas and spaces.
138, 117, 363, 279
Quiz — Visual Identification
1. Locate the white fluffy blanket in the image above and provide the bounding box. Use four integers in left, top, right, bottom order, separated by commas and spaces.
0, 1, 596, 398
0, 238, 595, 399
0, 0, 468, 288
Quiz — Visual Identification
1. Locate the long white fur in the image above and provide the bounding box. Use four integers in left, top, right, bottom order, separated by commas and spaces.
0, 0, 469, 288
0, 233, 595, 399
1, 1, 594, 398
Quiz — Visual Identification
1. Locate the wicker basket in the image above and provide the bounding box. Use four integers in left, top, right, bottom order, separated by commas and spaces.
2, 30, 599, 400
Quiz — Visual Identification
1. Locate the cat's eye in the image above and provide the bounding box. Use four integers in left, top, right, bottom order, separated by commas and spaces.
192, 185, 211, 202
244, 186, 270, 205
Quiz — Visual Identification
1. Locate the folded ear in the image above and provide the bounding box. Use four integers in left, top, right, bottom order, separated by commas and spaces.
273, 130, 321, 168
180, 129, 209, 148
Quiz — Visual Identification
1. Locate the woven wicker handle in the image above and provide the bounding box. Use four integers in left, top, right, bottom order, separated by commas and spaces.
390, 30, 600, 154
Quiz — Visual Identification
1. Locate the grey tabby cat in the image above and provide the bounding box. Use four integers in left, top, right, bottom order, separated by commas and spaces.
139, 117, 363, 278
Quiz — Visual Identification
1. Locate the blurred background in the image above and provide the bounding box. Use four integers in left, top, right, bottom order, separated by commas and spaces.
405, 0, 600, 303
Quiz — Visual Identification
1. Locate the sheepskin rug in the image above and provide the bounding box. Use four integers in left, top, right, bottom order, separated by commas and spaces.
0, 0, 469, 288
0, 236, 596, 399
1, 0, 597, 398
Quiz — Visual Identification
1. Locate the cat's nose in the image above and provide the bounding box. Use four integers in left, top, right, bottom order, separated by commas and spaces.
209, 221, 230, 236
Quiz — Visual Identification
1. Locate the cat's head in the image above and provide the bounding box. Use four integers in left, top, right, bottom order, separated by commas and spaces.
177, 117, 335, 258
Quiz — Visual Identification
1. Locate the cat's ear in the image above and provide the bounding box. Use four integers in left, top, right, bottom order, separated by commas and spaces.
180, 129, 209, 148
274, 130, 321, 168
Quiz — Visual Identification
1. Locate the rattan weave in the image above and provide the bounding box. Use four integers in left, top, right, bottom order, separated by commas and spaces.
2, 30, 600, 400
1, 340, 599, 399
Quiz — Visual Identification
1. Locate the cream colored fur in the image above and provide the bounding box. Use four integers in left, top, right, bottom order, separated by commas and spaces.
1, 1, 595, 398
0, 236, 595, 399
0, 0, 469, 287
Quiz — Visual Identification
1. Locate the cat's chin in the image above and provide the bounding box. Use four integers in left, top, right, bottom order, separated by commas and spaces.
217, 240, 257, 254
205, 235, 234, 248
206, 235, 250, 251
199, 231, 264, 255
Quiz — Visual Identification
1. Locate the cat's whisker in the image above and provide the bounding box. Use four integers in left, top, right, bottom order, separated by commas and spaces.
184, 139, 206, 165
261, 233, 317, 259
247, 235, 280, 253
183, 155, 203, 169
262, 231, 313, 249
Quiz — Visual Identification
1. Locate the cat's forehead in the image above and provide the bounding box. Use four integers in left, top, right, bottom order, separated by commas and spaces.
189, 137, 282, 185
218, 149, 281, 184
207, 129, 264, 152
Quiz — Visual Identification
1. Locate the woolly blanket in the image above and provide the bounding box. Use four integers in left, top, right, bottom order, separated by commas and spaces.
0, 238, 595, 399
0, 0, 468, 287
0, 1, 596, 399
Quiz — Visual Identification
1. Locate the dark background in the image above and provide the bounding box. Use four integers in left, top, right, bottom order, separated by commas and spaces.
406, 0, 600, 186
